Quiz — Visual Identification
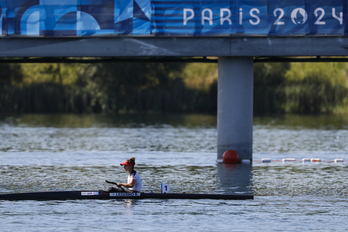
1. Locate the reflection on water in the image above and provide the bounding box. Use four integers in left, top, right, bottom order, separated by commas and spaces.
1, 114, 348, 232
2, 113, 348, 129
0, 114, 217, 128
254, 114, 348, 130
217, 163, 253, 195
253, 162, 348, 197
3, 154, 347, 197
0, 163, 250, 195
0, 113, 348, 197
2, 114, 348, 154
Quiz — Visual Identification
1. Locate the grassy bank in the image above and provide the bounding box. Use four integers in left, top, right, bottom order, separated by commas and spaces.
254, 62, 348, 114
1, 62, 348, 114
0, 83, 217, 114
254, 84, 348, 114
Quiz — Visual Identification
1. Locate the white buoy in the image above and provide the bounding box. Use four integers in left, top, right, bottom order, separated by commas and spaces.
261, 158, 271, 163
282, 158, 296, 162
334, 159, 344, 163
241, 159, 251, 164
302, 158, 311, 162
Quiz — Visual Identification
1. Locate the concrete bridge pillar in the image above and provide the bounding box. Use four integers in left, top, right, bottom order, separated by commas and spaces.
217, 57, 253, 162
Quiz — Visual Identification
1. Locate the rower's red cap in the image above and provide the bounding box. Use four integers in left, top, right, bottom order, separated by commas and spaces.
120, 161, 134, 166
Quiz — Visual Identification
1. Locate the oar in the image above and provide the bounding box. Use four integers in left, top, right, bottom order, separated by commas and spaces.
105, 180, 119, 186
105, 180, 126, 192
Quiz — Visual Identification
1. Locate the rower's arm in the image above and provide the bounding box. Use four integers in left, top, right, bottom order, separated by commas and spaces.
119, 178, 135, 188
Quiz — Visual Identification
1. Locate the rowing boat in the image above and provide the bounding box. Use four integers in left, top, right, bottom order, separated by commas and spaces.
0, 191, 253, 200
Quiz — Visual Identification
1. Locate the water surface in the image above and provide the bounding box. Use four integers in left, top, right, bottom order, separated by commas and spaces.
1, 114, 348, 231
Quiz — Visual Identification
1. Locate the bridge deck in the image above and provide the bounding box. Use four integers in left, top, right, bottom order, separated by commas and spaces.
0, 37, 347, 57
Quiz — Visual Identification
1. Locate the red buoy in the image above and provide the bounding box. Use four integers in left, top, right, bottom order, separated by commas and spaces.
223, 150, 239, 164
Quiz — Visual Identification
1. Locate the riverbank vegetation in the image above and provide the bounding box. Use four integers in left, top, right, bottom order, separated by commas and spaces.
1, 61, 348, 114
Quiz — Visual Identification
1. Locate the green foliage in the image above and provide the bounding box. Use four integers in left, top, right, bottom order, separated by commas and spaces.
253, 63, 289, 114
21, 63, 82, 85
2, 60, 348, 114
284, 62, 348, 87
254, 62, 348, 114
0, 64, 23, 86
0, 62, 217, 114
180, 63, 218, 90
254, 62, 289, 87
282, 62, 348, 114
76, 62, 187, 112
0, 84, 84, 113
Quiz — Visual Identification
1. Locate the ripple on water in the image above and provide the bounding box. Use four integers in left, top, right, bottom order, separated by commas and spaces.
1, 114, 348, 231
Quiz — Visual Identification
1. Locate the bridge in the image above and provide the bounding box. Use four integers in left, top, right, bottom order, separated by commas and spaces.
0, 0, 347, 162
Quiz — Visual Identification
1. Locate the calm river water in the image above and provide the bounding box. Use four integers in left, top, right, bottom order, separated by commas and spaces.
1, 114, 348, 231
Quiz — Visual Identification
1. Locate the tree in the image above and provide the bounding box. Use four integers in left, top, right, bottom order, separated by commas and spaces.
0, 63, 23, 86
77, 62, 187, 112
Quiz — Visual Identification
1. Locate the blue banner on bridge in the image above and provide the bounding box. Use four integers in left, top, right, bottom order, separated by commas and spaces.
0, 0, 346, 36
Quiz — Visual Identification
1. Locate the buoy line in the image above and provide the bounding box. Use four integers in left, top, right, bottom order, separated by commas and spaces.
255, 158, 345, 163
219, 150, 346, 164
216, 158, 345, 164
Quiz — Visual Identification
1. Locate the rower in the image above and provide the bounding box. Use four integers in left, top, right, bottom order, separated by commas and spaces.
106, 157, 142, 193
